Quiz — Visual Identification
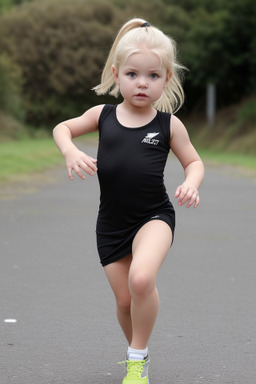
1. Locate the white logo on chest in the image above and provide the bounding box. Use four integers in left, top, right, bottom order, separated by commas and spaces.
141, 132, 160, 145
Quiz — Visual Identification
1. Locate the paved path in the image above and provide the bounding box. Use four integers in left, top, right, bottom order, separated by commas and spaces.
1, 144, 256, 384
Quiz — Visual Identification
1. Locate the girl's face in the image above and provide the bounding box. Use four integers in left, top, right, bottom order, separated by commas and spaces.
112, 50, 171, 108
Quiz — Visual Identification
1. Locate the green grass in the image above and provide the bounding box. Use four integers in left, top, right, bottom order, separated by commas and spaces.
1, 135, 256, 183
0, 137, 62, 181
198, 149, 256, 170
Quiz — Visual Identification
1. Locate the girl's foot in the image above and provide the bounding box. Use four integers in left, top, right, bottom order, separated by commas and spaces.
122, 355, 150, 384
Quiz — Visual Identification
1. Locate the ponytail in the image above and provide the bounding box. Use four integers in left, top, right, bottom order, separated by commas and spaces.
92, 18, 147, 97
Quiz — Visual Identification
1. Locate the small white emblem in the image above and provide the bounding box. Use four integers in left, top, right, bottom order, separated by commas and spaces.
141, 132, 159, 145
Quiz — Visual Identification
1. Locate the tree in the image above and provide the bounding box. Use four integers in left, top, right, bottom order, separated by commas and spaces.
0, 0, 13, 14
179, 0, 256, 108
0, 0, 33, 14
0, 0, 255, 127
0, 53, 24, 119
0, 0, 120, 126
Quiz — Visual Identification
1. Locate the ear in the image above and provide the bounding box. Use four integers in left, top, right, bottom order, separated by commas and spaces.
165, 72, 172, 87
112, 65, 119, 85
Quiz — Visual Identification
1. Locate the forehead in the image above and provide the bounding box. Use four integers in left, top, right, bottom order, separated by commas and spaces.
121, 50, 163, 71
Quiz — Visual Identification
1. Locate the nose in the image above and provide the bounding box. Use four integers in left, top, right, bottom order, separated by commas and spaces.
138, 76, 148, 88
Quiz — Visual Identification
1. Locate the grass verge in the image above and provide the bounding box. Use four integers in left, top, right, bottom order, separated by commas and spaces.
1, 135, 256, 183
198, 149, 256, 170
0, 137, 62, 182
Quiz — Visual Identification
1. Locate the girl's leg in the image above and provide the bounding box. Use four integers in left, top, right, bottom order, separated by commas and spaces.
129, 220, 173, 350
104, 255, 133, 344
103, 220, 172, 349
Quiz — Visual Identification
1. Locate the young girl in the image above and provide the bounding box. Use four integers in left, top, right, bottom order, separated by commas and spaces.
53, 18, 204, 384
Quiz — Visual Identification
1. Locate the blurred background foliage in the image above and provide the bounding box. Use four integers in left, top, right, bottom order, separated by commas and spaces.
0, 0, 255, 150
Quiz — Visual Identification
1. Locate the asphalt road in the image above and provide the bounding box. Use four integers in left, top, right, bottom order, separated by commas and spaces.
1, 144, 256, 384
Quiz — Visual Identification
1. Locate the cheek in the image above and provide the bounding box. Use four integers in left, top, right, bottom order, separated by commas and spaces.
120, 79, 131, 91
153, 85, 165, 98
119, 81, 130, 97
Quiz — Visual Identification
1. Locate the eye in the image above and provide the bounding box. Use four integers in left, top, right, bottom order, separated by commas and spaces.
150, 73, 159, 79
127, 72, 136, 78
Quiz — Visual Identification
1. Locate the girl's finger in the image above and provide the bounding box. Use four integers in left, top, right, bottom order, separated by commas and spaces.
194, 195, 200, 208
79, 162, 95, 176
87, 157, 98, 172
67, 167, 74, 180
174, 186, 181, 197
74, 164, 86, 180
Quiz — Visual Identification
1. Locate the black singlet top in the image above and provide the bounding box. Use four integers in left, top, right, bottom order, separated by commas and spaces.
96, 104, 175, 266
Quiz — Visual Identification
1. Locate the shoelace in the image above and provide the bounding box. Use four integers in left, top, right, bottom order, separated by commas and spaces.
118, 360, 145, 378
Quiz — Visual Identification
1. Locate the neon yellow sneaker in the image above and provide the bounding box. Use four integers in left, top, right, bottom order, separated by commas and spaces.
122, 356, 150, 384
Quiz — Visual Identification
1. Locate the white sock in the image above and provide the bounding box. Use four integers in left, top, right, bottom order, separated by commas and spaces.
127, 346, 148, 361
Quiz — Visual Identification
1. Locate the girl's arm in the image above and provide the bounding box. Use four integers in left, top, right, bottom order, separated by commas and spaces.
53, 105, 104, 180
170, 115, 205, 208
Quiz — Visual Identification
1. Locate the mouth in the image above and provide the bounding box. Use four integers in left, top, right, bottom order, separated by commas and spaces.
136, 93, 148, 97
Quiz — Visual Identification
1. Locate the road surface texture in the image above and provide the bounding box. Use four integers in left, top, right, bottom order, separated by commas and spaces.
1, 143, 256, 384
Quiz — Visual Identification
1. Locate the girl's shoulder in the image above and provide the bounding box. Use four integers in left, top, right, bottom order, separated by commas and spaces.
81, 104, 110, 128
170, 114, 187, 140
85, 104, 106, 120
90, 103, 116, 118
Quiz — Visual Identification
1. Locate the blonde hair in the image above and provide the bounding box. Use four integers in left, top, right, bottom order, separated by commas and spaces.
93, 18, 186, 113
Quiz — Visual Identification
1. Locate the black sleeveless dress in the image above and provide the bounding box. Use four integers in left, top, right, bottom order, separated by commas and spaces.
96, 104, 175, 266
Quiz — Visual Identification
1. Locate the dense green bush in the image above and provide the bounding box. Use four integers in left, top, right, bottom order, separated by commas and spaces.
0, 54, 24, 119
181, 0, 256, 108
0, 0, 119, 126
0, 0, 255, 130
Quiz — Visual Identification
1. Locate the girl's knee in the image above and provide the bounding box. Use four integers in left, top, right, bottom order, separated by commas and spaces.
129, 272, 155, 298
116, 293, 131, 314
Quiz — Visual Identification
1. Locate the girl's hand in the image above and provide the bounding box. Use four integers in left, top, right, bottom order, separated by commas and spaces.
64, 147, 97, 180
175, 182, 200, 208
